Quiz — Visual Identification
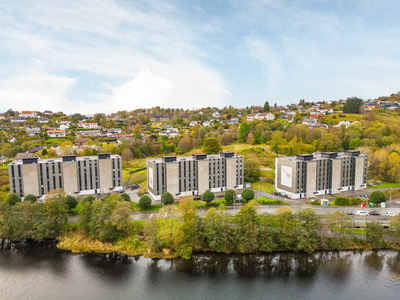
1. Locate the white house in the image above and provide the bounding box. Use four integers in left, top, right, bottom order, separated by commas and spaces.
56, 120, 70, 125
108, 128, 122, 134
189, 121, 200, 127
212, 112, 221, 118
159, 128, 179, 138
21, 111, 37, 118
78, 123, 99, 129
47, 130, 66, 138
286, 110, 296, 116
266, 113, 275, 120
59, 124, 70, 130
26, 127, 41, 136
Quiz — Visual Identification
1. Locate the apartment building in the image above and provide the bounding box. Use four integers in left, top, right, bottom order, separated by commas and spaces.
147, 152, 244, 200
276, 151, 368, 199
8, 153, 122, 198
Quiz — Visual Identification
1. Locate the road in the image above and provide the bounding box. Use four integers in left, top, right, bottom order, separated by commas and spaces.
130, 204, 400, 221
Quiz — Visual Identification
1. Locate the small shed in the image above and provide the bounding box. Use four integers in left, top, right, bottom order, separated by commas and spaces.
321, 199, 329, 207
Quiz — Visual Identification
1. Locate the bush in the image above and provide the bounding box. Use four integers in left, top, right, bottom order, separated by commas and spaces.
119, 193, 131, 202
350, 197, 362, 205
161, 192, 174, 205
82, 195, 95, 204
310, 200, 321, 206
202, 190, 215, 203
6, 193, 21, 206
224, 189, 236, 204
369, 190, 386, 204
66, 195, 78, 211
139, 195, 152, 209
242, 188, 255, 202
334, 196, 349, 206
24, 194, 37, 202
244, 177, 255, 183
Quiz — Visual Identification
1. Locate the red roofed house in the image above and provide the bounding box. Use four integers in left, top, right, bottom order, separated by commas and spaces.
47, 130, 66, 138
21, 111, 37, 118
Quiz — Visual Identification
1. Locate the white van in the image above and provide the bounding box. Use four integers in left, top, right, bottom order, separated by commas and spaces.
355, 210, 367, 216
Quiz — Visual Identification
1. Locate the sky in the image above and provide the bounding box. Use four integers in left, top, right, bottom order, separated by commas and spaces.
1, 0, 400, 114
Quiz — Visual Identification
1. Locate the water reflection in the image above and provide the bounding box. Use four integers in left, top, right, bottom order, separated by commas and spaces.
80, 253, 135, 284
364, 251, 385, 271
386, 252, 400, 274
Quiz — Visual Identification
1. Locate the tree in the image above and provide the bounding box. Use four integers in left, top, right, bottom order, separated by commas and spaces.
224, 189, 236, 204
66, 195, 78, 211
342, 97, 363, 114
202, 137, 222, 154
233, 203, 259, 252
82, 195, 96, 204
246, 132, 254, 145
238, 123, 251, 142
42, 189, 68, 232
263, 101, 270, 112
242, 188, 255, 202
295, 208, 320, 253
366, 221, 385, 248
139, 195, 152, 209
121, 148, 133, 162
178, 137, 191, 153
254, 130, 263, 144
24, 194, 37, 203
5, 193, 21, 206
59, 140, 74, 156
369, 190, 386, 204
119, 193, 131, 202
390, 214, 400, 241
202, 190, 215, 203
244, 158, 261, 179
203, 207, 233, 252
161, 192, 174, 205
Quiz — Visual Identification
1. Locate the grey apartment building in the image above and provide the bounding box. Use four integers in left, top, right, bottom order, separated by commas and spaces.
8, 153, 122, 198
275, 151, 368, 199
147, 152, 244, 200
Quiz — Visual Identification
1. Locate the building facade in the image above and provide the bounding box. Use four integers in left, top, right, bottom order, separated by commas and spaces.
275, 151, 368, 199
8, 153, 122, 198
147, 152, 244, 200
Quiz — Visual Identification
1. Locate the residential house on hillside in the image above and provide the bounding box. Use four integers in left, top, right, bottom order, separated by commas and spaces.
189, 121, 201, 127
11, 117, 26, 123
43, 110, 53, 116
309, 113, 324, 120
286, 115, 294, 123
47, 130, 67, 138
302, 118, 328, 129
142, 134, 157, 143
202, 120, 213, 127
247, 112, 274, 122
149, 114, 171, 122
21, 111, 37, 118
26, 127, 41, 136
38, 118, 49, 123
159, 128, 179, 138
379, 102, 399, 110
0, 155, 7, 162
75, 129, 102, 137
56, 120, 70, 125
73, 138, 89, 145
15, 153, 35, 160
28, 146, 44, 153
78, 122, 99, 129
286, 110, 296, 116
212, 111, 221, 118
108, 128, 122, 134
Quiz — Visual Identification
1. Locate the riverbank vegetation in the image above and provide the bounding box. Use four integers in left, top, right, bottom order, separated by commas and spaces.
55, 197, 400, 259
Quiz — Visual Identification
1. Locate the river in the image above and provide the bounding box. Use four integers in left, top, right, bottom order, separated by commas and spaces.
1, 243, 400, 300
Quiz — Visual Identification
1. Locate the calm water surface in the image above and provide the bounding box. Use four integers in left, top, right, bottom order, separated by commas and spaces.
1, 243, 400, 300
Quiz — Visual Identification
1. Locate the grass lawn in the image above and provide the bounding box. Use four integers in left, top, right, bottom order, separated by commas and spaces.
367, 183, 400, 188
322, 113, 362, 125
347, 228, 367, 235
0, 162, 10, 170
139, 203, 180, 212
251, 181, 274, 194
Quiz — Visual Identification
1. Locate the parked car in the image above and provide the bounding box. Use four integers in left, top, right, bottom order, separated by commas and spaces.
347, 211, 355, 215
386, 212, 396, 217
355, 210, 367, 216
193, 196, 201, 200
369, 211, 381, 216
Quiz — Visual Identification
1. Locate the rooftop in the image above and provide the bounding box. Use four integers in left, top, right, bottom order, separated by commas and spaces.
9, 154, 121, 166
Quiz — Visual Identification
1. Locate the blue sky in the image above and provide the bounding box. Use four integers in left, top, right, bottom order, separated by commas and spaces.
1, 0, 400, 114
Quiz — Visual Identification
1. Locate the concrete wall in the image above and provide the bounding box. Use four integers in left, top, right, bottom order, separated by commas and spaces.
166, 163, 179, 196
197, 160, 209, 195
226, 158, 236, 190
21, 164, 39, 197
354, 156, 365, 190
147, 160, 156, 196
63, 161, 78, 194
306, 161, 317, 198
99, 159, 112, 193
331, 158, 342, 194
276, 159, 297, 194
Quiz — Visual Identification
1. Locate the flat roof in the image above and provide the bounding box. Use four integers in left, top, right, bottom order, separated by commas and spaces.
149, 153, 242, 163
277, 151, 367, 162
9, 154, 121, 165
